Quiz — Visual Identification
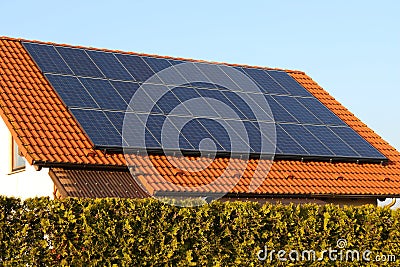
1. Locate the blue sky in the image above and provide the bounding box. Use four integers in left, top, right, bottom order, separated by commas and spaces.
2, 0, 399, 149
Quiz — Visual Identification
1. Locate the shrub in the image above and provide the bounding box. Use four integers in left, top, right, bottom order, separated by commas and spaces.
0, 196, 398, 266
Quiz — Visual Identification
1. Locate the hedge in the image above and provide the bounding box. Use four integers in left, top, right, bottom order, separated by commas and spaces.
0, 196, 399, 266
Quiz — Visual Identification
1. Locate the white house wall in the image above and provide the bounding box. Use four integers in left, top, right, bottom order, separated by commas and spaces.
0, 118, 53, 199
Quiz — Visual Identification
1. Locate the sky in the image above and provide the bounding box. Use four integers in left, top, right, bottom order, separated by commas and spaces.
1, 0, 399, 149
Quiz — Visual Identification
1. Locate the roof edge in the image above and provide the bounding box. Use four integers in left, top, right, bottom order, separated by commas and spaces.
0, 36, 305, 74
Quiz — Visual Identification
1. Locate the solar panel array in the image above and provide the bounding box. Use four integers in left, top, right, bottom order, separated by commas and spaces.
23, 42, 387, 162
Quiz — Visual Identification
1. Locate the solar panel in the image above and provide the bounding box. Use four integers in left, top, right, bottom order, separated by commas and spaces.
24, 43, 73, 75
171, 87, 221, 118
86, 50, 134, 81
267, 70, 312, 97
23, 42, 387, 162
297, 97, 346, 126
142, 56, 172, 73
115, 54, 159, 82
305, 125, 359, 157
70, 109, 122, 147
162, 116, 195, 150
275, 125, 308, 156
79, 78, 128, 111
238, 67, 288, 95
280, 124, 333, 156
45, 74, 99, 108
56, 46, 104, 78
330, 126, 386, 159
271, 96, 321, 124
110, 81, 140, 111
265, 95, 298, 123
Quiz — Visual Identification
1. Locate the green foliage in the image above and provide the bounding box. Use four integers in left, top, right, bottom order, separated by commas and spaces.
0, 196, 399, 266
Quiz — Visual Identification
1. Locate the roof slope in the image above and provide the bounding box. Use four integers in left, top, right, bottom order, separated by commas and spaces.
1, 36, 400, 198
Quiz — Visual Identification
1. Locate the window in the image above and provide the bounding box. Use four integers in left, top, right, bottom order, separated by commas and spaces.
12, 139, 25, 171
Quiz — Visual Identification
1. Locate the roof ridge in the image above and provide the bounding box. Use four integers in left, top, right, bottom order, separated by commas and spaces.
0, 36, 305, 74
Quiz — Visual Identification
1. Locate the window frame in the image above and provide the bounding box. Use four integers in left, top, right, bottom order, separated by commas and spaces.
11, 138, 25, 172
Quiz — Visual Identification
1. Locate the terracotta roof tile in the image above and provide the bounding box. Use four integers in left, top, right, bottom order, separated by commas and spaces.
1, 36, 400, 198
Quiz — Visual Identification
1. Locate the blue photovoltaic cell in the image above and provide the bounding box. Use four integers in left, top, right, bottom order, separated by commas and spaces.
45, 74, 98, 108
195, 63, 242, 91
153, 90, 191, 115
171, 86, 202, 102
110, 81, 140, 110
182, 118, 227, 151
171, 87, 221, 118
142, 56, 172, 73
296, 97, 346, 126
330, 126, 386, 159
70, 109, 122, 147
140, 84, 185, 115
141, 114, 167, 145
275, 125, 308, 155
56, 46, 103, 78
220, 91, 258, 121
142, 114, 187, 150
86, 50, 134, 81
202, 119, 233, 152
239, 67, 288, 95
79, 78, 127, 111
244, 121, 277, 153
105, 111, 156, 148
168, 59, 186, 65
190, 82, 218, 89
173, 62, 217, 88
280, 124, 333, 156
135, 113, 163, 149
115, 54, 156, 82
103, 111, 124, 134
305, 125, 359, 157
265, 95, 298, 123
143, 58, 188, 86
195, 89, 247, 120
272, 96, 322, 124
23, 42, 73, 75
163, 116, 195, 150
24, 43, 387, 161
267, 70, 312, 97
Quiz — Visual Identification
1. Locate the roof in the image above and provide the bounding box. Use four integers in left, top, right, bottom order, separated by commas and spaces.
1, 36, 400, 198
49, 168, 148, 198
